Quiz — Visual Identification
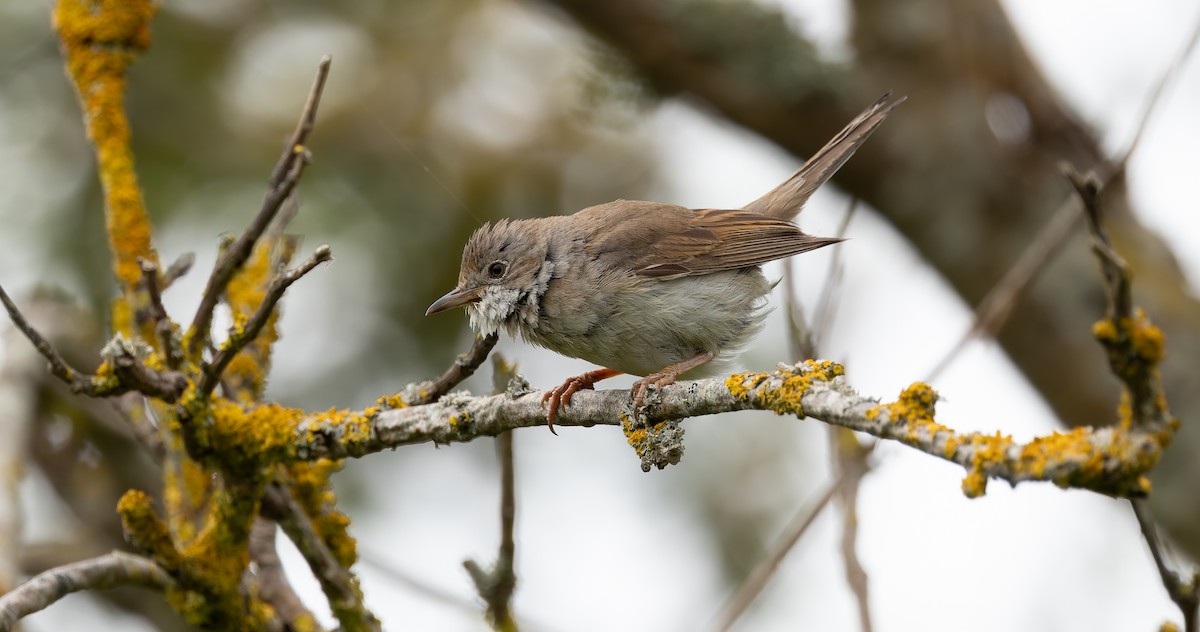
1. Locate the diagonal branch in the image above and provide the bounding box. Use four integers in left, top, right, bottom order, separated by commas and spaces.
188, 56, 332, 356
707, 480, 841, 632
406, 333, 500, 406
1132, 500, 1199, 632
199, 245, 333, 398
264, 484, 380, 632
0, 551, 173, 630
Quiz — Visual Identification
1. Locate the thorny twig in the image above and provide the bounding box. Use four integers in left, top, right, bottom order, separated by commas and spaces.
198, 245, 333, 397
188, 56, 331, 356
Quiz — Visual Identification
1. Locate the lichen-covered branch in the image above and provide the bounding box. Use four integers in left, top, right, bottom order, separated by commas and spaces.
0, 551, 172, 631
216, 360, 1165, 498
187, 56, 331, 356
52, 0, 161, 299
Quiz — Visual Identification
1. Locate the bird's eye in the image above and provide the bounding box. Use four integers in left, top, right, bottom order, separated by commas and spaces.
487, 261, 507, 278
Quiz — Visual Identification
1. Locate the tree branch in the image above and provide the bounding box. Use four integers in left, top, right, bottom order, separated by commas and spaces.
199, 245, 333, 397
268, 360, 1169, 498
265, 485, 380, 632
188, 56, 331, 356
0, 551, 172, 631
406, 332, 500, 406
1132, 500, 1199, 632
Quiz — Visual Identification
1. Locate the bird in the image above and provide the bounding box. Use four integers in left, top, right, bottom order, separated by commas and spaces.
427, 93, 902, 432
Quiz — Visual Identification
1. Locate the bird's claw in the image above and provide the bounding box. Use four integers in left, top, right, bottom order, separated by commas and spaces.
630, 371, 679, 415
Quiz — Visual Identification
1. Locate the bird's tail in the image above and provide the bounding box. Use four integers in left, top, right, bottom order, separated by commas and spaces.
743, 93, 904, 220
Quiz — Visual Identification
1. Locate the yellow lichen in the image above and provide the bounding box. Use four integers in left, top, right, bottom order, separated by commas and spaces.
288, 460, 357, 568
54, 0, 160, 295
725, 360, 844, 418
961, 432, 1013, 499
375, 393, 408, 409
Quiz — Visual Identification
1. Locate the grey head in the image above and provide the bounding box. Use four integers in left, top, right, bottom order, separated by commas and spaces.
425, 218, 556, 335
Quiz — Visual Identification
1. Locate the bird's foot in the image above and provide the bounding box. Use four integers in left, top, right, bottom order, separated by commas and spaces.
630, 371, 680, 415
541, 368, 622, 434
630, 351, 716, 415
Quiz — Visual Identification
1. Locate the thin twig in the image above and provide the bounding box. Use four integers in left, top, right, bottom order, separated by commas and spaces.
407, 332, 500, 406
266, 484, 380, 632
139, 258, 181, 369
707, 479, 842, 632
925, 196, 1081, 381
1064, 166, 1130, 320
160, 252, 195, 289
199, 245, 333, 397
1121, 15, 1200, 164
465, 356, 521, 631
1131, 500, 1199, 632
812, 199, 858, 349
0, 551, 172, 630
831, 433, 873, 632
188, 56, 331, 355
0, 283, 95, 394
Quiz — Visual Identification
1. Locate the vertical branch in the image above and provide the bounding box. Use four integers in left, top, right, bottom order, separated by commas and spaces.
464, 355, 521, 631
53, 0, 161, 304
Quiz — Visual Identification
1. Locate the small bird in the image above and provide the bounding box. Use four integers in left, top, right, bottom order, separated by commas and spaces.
427, 93, 902, 432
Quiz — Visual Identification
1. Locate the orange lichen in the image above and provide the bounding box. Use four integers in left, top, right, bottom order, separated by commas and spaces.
960, 432, 1014, 498
54, 0, 160, 294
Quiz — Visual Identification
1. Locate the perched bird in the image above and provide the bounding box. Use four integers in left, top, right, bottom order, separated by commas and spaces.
427, 93, 902, 432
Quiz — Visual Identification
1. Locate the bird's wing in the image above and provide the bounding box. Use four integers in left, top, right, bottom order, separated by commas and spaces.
576, 201, 841, 280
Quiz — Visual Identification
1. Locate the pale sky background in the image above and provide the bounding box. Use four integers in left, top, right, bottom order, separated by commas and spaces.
7, 0, 1200, 630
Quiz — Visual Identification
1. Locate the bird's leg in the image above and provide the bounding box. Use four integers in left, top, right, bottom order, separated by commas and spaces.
541, 367, 623, 434
631, 351, 715, 413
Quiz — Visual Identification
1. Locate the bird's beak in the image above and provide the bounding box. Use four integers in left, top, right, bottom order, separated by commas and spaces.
426, 286, 482, 316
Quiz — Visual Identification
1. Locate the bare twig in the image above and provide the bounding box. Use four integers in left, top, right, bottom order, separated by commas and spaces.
160, 252, 195, 289
812, 200, 858, 349
0, 283, 96, 395
1132, 500, 1199, 632
831, 433, 873, 632
266, 484, 380, 632
707, 480, 842, 632
1, 285, 187, 401
199, 245, 333, 397
1065, 167, 1130, 320
925, 18, 1200, 382
188, 56, 331, 355
1121, 15, 1200, 163
407, 332, 500, 406
138, 258, 181, 369
0, 551, 172, 630
925, 196, 1081, 381
465, 356, 520, 631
